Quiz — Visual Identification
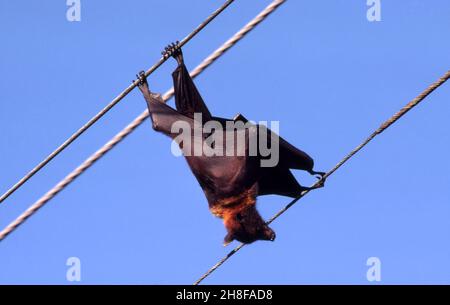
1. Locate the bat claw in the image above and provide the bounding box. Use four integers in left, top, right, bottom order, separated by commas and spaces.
316, 179, 325, 188
135, 70, 147, 88
304, 170, 327, 191
310, 170, 326, 180
162, 42, 183, 62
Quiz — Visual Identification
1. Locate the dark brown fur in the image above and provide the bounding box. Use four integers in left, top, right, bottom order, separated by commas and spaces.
136, 44, 324, 245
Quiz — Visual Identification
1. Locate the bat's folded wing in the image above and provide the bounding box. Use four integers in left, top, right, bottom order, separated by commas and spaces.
257, 128, 315, 198
258, 166, 304, 198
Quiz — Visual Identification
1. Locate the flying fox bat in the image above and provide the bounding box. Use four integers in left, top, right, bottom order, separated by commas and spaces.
136, 43, 325, 245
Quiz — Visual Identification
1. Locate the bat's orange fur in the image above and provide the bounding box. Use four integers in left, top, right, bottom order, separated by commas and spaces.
210, 185, 275, 245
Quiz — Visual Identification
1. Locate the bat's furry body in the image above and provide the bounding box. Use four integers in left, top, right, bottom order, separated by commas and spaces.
137, 45, 324, 245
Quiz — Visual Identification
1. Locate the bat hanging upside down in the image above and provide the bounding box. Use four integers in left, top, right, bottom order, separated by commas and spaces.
136, 43, 326, 245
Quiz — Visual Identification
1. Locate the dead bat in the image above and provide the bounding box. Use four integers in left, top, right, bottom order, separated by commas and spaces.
136, 42, 325, 245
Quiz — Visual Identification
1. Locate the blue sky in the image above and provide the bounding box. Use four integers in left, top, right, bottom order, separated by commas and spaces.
0, 0, 449, 284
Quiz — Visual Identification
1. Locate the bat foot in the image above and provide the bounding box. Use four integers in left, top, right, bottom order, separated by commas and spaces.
161, 41, 183, 64
314, 178, 326, 189
314, 173, 326, 189
309, 170, 326, 181
134, 70, 148, 92
303, 182, 324, 192
303, 171, 327, 191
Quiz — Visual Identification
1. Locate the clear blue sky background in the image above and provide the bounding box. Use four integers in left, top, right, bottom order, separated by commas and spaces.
0, 0, 449, 284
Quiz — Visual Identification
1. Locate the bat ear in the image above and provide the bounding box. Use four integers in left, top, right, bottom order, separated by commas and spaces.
223, 232, 235, 246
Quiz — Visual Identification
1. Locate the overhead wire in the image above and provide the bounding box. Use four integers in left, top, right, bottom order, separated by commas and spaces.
0, 0, 236, 205
0, 0, 287, 241
193, 70, 450, 285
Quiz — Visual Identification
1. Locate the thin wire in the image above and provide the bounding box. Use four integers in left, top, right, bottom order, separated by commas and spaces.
0, 0, 287, 242
0, 0, 235, 205
193, 70, 450, 285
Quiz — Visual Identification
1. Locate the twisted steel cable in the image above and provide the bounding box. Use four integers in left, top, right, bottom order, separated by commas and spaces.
0, 0, 236, 205
0, 0, 288, 241
193, 70, 450, 285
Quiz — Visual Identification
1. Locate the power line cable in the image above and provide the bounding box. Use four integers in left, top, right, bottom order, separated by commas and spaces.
193, 70, 450, 285
0, 0, 287, 242
0, 0, 236, 205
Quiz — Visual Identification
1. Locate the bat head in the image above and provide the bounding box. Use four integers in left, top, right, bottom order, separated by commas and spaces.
223, 205, 276, 245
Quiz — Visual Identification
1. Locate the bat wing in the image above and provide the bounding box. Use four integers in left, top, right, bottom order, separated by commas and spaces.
278, 135, 314, 171
172, 63, 213, 122
211, 114, 314, 198
258, 166, 304, 198
257, 126, 315, 198
146, 96, 194, 139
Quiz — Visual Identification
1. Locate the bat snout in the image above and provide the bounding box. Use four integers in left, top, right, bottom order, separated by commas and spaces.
263, 227, 276, 242
269, 231, 276, 241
